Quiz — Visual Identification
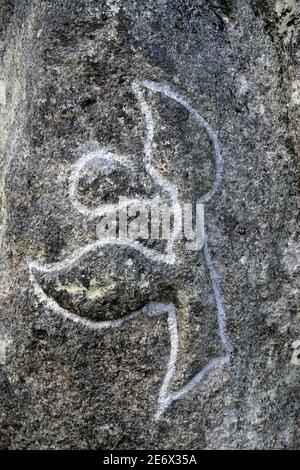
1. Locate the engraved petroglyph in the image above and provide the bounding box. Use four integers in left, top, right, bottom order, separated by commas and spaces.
0, 80, 6, 106
28, 80, 231, 419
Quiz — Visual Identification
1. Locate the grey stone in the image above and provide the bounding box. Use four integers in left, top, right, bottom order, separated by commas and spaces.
0, 0, 299, 449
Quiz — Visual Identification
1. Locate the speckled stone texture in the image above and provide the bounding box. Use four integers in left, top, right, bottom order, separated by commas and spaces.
0, 0, 299, 449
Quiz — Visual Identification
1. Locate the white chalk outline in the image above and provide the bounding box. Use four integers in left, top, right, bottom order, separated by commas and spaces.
28, 80, 231, 420
69, 147, 163, 219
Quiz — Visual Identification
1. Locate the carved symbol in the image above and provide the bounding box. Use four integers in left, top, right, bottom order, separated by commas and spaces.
28, 80, 231, 420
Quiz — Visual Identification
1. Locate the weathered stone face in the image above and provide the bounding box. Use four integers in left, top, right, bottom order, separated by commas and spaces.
0, 0, 299, 449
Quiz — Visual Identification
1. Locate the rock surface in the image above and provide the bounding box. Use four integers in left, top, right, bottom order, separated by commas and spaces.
0, 0, 299, 449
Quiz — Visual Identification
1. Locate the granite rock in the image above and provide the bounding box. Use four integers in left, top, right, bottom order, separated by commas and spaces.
0, 0, 299, 449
